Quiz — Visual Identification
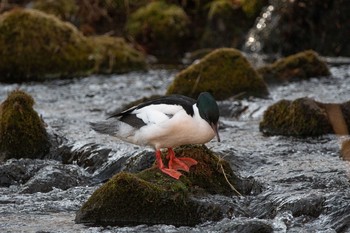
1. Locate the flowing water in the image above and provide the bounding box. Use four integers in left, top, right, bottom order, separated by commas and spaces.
1, 65, 350, 232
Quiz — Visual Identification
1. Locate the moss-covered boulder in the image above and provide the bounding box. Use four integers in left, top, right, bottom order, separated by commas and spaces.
260, 97, 333, 136
89, 36, 147, 74
75, 145, 243, 226
167, 48, 269, 100
0, 8, 147, 82
257, 50, 330, 83
126, 1, 191, 61
0, 8, 94, 81
0, 90, 50, 161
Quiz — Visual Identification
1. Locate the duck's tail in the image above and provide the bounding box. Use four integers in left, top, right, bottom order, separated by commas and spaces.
90, 120, 135, 139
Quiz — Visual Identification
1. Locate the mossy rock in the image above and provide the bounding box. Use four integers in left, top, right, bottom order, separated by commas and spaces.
0, 8, 94, 81
257, 50, 330, 83
259, 97, 333, 136
0, 90, 50, 161
126, 1, 191, 60
0, 8, 148, 81
32, 0, 78, 21
75, 145, 241, 226
89, 35, 147, 74
167, 48, 269, 100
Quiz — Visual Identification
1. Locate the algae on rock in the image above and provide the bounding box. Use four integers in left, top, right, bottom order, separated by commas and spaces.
75, 145, 245, 226
257, 50, 330, 83
89, 35, 147, 74
0, 90, 50, 161
259, 97, 333, 136
0, 8, 147, 82
0, 8, 94, 81
126, 1, 191, 60
167, 48, 269, 100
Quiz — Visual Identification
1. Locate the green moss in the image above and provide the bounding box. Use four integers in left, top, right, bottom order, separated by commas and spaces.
259, 97, 333, 136
33, 0, 78, 21
76, 171, 198, 226
126, 1, 191, 60
0, 90, 50, 161
174, 145, 238, 195
0, 8, 149, 81
167, 48, 269, 100
89, 35, 147, 74
75, 145, 238, 226
257, 50, 331, 83
0, 8, 94, 81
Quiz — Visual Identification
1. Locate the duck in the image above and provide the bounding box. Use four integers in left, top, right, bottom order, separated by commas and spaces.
90, 92, 220, 179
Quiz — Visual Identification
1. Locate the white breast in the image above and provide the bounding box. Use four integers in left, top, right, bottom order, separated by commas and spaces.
130, 104, 215, 149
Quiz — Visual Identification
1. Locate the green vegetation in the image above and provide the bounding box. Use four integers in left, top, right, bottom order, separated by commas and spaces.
167, 48, 269, 100
258, 50, 330, 83
0, 90, 50, 161
75, 145, 239, 226
260, 97, 333, 136
0, 8, 146, 82
89, 35, 147, 74
126, 1, 191, 60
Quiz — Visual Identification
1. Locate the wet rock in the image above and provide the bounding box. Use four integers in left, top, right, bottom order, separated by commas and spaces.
19, 164, 90, 194
60, 143, 112, 173
257, 50, 330, 83
123, 150, 155, 173
0, 159, 52, 187
126, 1, 191, 61
75, 145, 254, 226
167, 48, 269, 100
0, 90, 50, 161
259, 97, 333, 136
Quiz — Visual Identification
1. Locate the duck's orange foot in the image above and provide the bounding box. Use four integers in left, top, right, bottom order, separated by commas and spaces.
160, 167, 182, 179
155, 149, 182, 179
168, 148, 198, 172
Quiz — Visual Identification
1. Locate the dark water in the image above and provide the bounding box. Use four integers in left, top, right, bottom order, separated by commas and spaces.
1, 65, 350, 232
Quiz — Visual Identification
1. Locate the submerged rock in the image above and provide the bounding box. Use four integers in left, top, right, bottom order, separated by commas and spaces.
257, 50, 330, 83
19, 164, 90, 194
126, 1, 191, 61
75, 145, 255, 226
0, 159, 51, 187
167, 48, 269, 100
0, 90, 50, 161
259, 97, 333, 136
0, 158, 90, 193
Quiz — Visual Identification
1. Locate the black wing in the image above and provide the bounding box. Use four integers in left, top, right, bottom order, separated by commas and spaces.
108, 94, 196, 128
